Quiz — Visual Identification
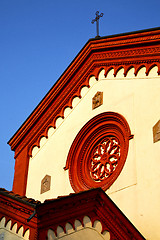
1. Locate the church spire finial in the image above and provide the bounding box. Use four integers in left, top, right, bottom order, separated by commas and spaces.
91, 11, 104, 38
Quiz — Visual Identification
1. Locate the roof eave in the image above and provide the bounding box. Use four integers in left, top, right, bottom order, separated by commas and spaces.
8, 27, 160, 151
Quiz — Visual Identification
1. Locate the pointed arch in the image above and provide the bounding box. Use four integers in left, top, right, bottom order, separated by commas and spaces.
135, 64, 146, 76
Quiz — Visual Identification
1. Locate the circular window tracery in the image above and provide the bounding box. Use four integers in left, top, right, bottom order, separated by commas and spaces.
65, 112, 133, 193
90, 136, 120, 182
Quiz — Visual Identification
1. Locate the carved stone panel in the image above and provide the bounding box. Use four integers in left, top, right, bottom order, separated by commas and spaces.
41, 175, 51, 194
153, 120, 160, 143
92, 92, 103, 110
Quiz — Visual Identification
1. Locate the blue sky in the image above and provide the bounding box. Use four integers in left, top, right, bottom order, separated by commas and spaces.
0, 0, 160, 192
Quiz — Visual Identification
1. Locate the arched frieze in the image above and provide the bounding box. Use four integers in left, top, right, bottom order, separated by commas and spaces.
135, 64, 146, 76
47, 216, 111, 240
0, 217, 30, 239
124, 65, 135, 77
29, 63, 159, 160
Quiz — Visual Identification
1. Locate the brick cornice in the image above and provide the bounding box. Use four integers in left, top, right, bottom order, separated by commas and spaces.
0, 192, 37, 239
8, 28, 160, 159
36, 188, 145, 239
0, 188, 145, 239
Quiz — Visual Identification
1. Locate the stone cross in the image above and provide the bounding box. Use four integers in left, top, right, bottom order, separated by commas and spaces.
91, 11, 104, 37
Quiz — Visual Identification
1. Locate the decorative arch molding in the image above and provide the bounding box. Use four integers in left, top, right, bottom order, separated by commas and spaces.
12, 63, 160, 160
0, 188, 39, 238
0, 216, 30, 239
47, 216, 110, 240
9, 28, 160, 195
0, 216, 30, 238
36, 188, 145, 239
1, 188, 145, 239
65, 112, 133, 192
29, 63, 158, 159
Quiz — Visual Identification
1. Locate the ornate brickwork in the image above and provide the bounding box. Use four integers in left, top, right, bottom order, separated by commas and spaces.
8, 28, 160, 196
0, 188, 145, 240
0, 189, 38, 240
90, 137, 120, 181
65, 112, 133, 192
37, 188, 145, 239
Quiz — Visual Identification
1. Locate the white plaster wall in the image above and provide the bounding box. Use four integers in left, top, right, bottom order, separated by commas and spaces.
0, 230, 25, 240
26, 67, 160, 239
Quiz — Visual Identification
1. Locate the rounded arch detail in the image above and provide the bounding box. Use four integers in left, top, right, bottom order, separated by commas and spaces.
65, 112, 133, 192
29, 63, 159, 159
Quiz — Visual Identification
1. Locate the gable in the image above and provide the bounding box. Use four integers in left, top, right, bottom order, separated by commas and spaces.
8, 28, 160, 197
6, 27, 160, 240
9, 28, 160, 155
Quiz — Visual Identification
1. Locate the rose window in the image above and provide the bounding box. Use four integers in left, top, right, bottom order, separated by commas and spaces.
65, 112, 133, 193
90, 137, 120, 181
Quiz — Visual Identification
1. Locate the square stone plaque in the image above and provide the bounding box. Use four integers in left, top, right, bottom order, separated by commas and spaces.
41, 175, 51, 194
153, 120, 160, 143
92, 92, 103, 110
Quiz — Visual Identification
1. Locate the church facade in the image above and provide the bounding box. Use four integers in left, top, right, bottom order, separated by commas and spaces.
1, 27, 160, 239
